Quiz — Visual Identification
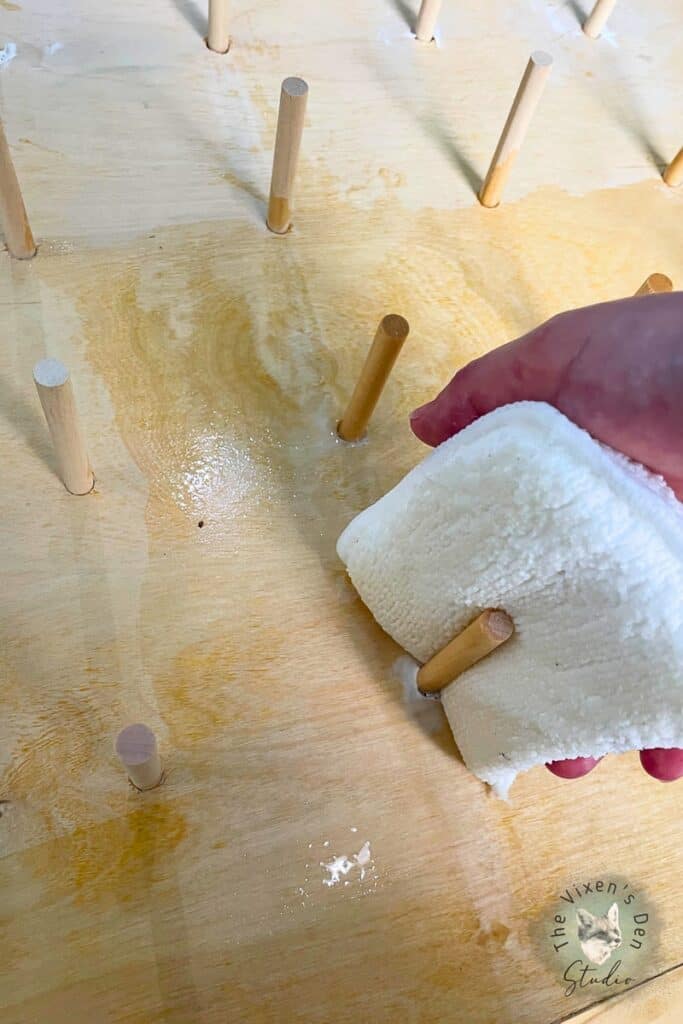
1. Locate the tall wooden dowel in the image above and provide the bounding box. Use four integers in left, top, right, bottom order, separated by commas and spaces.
116, 724, 163, 791
415, 0, 443, 42
33, 358, 94, 495
337, 314, 410, 442
207, 0, 230, 54
583, 0, 618, 39
266, 77, 308, 235
0, 117, 36, 259
663, 148, 683, 188
635, 274, 673, 297
478, 51, 553, 209
417, 610, 515, 694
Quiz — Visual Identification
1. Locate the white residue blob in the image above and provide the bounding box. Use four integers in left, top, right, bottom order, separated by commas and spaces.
355, 841, 371, 867
354, 841, 372, 880
321, 855, 355, 887
0, 43, 17, 66
321, 842, 374, 886
43, 42, 64, 56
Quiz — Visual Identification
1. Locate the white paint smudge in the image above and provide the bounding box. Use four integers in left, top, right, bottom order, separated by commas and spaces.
43, 42, 63, 56
321, 854, 355, 887
321, 841, 374, 887
0, 43, 17, 67
355, 841, 372, 880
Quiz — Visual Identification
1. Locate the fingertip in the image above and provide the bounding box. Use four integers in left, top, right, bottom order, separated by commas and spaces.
639, 747, 683, 782
546, 756, 602, 779
409, 401, 439, 446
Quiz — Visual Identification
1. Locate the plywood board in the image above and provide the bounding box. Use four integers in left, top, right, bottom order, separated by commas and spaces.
1, 2, 682, 1022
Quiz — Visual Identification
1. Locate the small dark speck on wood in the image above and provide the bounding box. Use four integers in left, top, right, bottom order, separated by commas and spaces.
198, 520, 204, 528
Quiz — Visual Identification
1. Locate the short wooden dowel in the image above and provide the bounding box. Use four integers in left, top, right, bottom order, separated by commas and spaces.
207, 0, 230, 54
33, 358, 94, 495
634, 274, 673, 297
417, 610, 515, 694
415, 0, 443, 42
337, 314, 410, 442
266, 77, 308, 235
663, 148, 683, 188
0, 117, 37, 260
116, 724, 163, 791
583, 0, 618, 39
478, 51, 553, 209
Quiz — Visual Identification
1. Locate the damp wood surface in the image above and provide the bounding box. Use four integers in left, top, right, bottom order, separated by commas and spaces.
0, 2, 682, 1023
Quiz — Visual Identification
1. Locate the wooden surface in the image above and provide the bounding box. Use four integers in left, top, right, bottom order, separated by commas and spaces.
0, 2, 682, 1022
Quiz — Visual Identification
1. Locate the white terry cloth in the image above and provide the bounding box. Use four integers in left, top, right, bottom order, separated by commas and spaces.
337, 402, 683, 797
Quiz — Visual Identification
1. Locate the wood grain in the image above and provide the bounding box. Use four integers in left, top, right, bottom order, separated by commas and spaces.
0, 2, 682, 1023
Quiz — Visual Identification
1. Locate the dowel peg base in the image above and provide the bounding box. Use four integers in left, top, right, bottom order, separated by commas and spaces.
205, 37, 231, 55
663, 148, 683, 189
266, 197, 292, 235
634, 274, 673, 297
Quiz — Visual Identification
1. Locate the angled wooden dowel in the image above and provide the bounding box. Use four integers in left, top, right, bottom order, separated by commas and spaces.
635, 274, 673, 297
116, 724, 164, 791
337, 314, 410, 442
267, 77, 308, 234
478, 51, 553, 209
417, 610, 515, 694
583, 0, 618, 39
0, 116, 37, 259
663, 147, 683, 188
207, 0, 230, 54
415, 0, 443, 42
33, 358, 94, 495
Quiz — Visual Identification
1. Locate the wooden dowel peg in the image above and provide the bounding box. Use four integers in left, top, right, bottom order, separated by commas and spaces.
415, 0, 443, 42
417, 610, 515, 694
337, 314, 410, 442
267, 77, 308, 234
116, 724, 163, 791
33, 358, 94, 495
634, 274, 673, 297
478, 51, 553, 209
663, 148, 683, 188
583, 0, 618, 39
0, 117, 36, 259
207, 0, 230, 54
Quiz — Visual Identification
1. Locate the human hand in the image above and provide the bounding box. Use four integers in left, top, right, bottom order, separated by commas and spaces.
410, 292, 683, 782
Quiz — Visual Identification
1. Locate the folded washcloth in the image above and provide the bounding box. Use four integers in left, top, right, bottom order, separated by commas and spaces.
337, 402, 683, 797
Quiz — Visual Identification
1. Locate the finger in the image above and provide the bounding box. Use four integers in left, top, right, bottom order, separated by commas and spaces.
639, 747, 683, 781
410, 294, 683, 467
410, 306, 596, 446
546, 756, 602, 779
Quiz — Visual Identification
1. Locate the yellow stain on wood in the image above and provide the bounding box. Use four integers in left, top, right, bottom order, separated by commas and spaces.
23, 804, 188, 907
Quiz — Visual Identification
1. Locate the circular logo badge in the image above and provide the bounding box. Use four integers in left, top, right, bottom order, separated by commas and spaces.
539, 877, 656, 998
